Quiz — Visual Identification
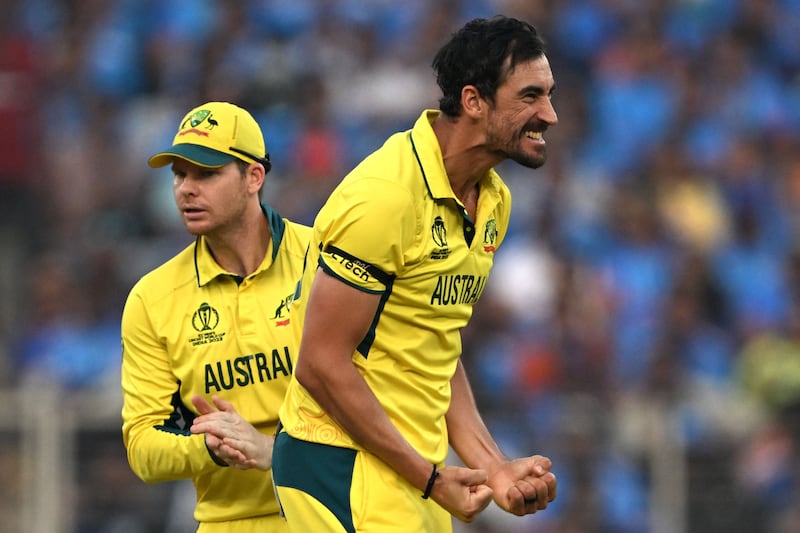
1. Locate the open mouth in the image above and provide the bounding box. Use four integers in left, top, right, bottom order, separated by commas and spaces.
182, 207, 205, 218
524, 130, 543, 141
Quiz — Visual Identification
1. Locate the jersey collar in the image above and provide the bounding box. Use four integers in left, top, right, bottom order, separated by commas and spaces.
409, 109, 503, 203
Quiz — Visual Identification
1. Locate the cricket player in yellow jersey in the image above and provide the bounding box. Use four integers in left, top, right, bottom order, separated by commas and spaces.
270, 15, 559, 533
121, 101, 310, 533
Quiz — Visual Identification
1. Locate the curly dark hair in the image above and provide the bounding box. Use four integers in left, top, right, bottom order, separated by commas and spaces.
432, 15, 547, 117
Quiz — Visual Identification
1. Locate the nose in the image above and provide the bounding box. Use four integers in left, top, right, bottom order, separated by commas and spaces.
175, 175, 198, 196
539, 98, 558, 126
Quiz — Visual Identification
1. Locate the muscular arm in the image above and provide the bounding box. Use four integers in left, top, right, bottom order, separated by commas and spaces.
295, 270, 434, 491
446, 359, 508, 471
295, 270, 493, 521
447, 359, 558, 515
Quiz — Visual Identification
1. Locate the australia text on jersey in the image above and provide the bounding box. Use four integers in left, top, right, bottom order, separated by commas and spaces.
430, 274, 486, 305
204, 347, 293, 394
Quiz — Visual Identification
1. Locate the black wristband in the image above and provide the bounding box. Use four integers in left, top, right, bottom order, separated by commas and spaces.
422, 464, 439, 499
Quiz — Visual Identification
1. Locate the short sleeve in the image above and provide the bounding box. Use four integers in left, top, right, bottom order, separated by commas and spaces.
318, 177, 417, 293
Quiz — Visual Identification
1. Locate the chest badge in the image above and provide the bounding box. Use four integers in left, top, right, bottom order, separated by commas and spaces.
189, 302, 225, 346
271, 293, 294, 327
483, 219, 498, 253
430, 216, 451, 260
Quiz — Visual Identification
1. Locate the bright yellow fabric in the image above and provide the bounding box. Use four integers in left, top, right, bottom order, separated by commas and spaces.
279, 110, 512, 465
275, 444, 451, 533
196, 513, 289, 533
121, 206, 310, 524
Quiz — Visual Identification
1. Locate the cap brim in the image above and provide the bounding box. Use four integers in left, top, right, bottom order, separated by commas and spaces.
148, 144, 237, 168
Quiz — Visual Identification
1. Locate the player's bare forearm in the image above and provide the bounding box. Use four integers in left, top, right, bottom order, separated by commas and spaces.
446, 360, 508, 470
301, 358, 496, 520
296, 271, 494, 516
299, 350, 431, 484
296, 271, 432, 484
446, 360, 557, 515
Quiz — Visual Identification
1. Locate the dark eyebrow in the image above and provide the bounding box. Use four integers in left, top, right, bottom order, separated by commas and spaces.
519, 81, 556, 97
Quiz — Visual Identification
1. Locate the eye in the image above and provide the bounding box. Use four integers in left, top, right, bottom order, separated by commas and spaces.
520, 87, 547, 102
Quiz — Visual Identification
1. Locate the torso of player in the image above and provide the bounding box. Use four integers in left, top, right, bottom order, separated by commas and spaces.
146, 221, 309, 426
170, 266, 296, 425
283, 111, 511, 460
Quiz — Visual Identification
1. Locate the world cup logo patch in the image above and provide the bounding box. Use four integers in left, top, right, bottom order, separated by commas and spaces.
192, 302, 219, 331
189, 302, 226, 346
432, 216, 447, 247
430, 216, 450, 260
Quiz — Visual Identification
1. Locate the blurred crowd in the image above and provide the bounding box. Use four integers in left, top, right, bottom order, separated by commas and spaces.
2, 0, 800, 532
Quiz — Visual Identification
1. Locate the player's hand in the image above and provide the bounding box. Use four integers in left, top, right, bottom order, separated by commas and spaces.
429, 465, 494, 523
190, 394, 274, 471
487, 455, 557, 516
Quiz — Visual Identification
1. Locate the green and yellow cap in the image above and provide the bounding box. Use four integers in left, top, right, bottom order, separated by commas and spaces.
148, 101, 271, 170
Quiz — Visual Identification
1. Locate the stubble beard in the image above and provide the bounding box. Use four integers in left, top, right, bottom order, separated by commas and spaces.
486, 121, 547, 170
511, 148, 547, 169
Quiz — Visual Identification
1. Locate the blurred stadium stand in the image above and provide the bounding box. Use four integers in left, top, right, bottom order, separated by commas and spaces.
2, 0, 800, 531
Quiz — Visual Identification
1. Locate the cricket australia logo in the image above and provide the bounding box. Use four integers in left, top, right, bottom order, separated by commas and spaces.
483, 219, 498, 253
189, 302, 226, 346
178, 109, 219, 138
271, 292, 295, 327
430, 216, 451, 260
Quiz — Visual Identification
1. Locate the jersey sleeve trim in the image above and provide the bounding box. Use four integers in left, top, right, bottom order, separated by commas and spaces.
318, 245, 392, 295
323, 245, 392, 285
317, 256, 384, 295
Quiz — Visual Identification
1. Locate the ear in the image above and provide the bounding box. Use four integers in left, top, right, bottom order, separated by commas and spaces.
461, 85, 483, 118
247, 163, 265, 194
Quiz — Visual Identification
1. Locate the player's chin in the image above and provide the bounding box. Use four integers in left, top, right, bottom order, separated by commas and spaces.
511, 150, 546, 169
182, 220, 211, 235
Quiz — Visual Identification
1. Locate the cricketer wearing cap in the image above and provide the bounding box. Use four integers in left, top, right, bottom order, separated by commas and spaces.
121, 102, 310, 533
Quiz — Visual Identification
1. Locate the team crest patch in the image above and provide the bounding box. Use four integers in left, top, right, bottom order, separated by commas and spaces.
271, 292, 295, 327
189, 302, 226, 346
183, 109, 214, 129
483, 219, 498, 253
178, 109, 219, 137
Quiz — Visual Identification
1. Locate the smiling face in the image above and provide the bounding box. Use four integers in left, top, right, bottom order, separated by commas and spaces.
484, 55, 558, 169
171, 159, 252, 237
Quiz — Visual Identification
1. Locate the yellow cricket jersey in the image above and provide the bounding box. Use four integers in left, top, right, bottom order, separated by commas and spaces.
279, 110, 512, 465
121, 205, 310, 524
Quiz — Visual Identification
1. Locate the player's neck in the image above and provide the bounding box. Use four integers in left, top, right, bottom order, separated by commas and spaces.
433, 113, 495, 206
205, 211, 271, 278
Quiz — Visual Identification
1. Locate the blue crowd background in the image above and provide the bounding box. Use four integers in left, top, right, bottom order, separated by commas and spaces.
2, 0, 800, 532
